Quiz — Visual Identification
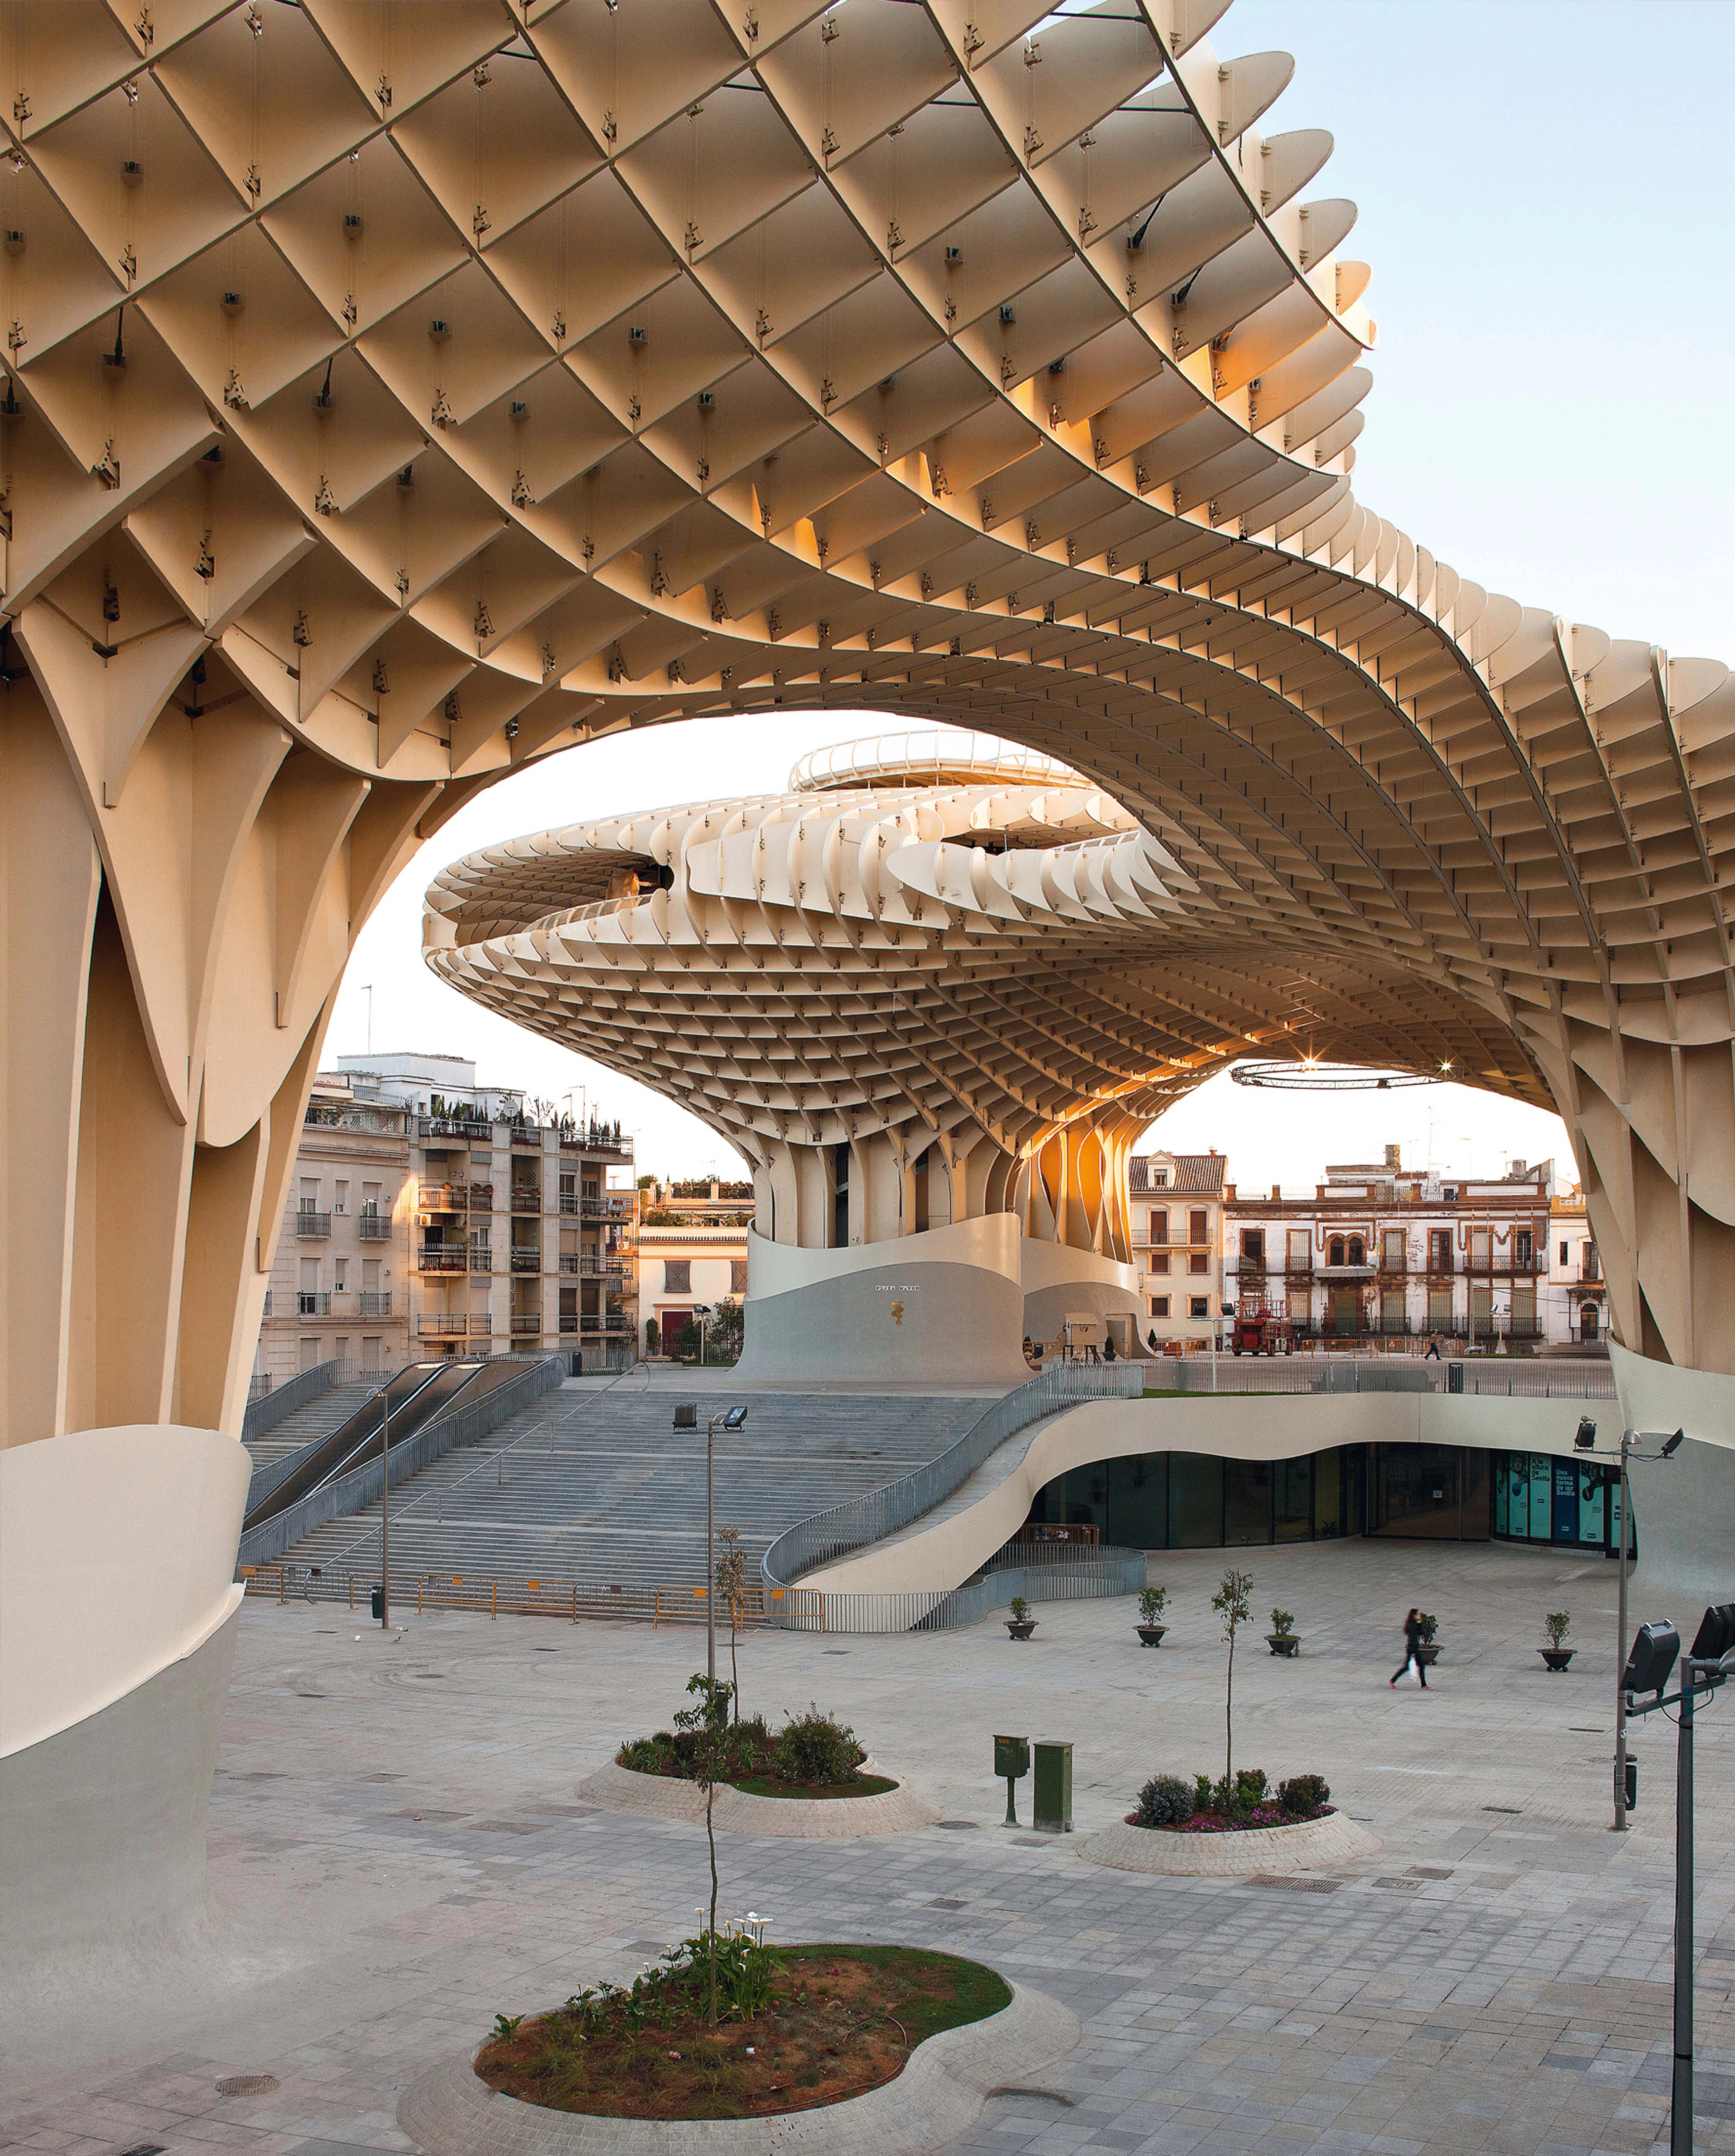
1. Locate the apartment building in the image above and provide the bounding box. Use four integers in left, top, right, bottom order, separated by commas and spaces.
1220, 1146, 1557, 1347
636, 1177, 752, 1354
1547, 1183, 1606, 1346
1127, 1151, 1228, 1345
256, 1053, 638, 1384
256, 1074, 413, 1381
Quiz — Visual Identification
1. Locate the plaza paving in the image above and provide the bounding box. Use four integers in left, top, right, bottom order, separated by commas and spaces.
7, 1539, 1735, 2156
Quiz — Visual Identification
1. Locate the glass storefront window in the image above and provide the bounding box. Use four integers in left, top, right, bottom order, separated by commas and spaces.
1275, 1457, 1313, 1541
1170, 1454, 1225, 1546
1373, 1443, 1462, 1538
1315, 1448, 1344, 1538
1224, 1458, 1273, 1545
1107, 1455, 1168, 1549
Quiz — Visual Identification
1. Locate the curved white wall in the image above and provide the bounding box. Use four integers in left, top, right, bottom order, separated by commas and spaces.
1019, 1238, 1140, 1344
1, 1423, 248, 1755
0, 1423, 249, 1986
803, 1390, 1610, 1595
736, 1216, 1030, 1384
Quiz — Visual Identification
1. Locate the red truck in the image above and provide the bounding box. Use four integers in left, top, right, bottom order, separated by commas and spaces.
1230, 1301, 1294, 1355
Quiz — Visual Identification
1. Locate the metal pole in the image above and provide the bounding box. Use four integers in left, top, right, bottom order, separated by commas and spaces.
1614, 1434, 1631, 1830
706, 1411, 717, 1684
1673, 1669, 1695, 2156
379, 1380, 391, 1629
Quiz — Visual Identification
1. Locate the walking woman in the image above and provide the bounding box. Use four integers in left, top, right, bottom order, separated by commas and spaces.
1391, 1607, 1429, 1688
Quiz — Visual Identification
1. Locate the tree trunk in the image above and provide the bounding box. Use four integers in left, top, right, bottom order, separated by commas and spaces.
706, 1778, 719, 2023
1225, 1627, 1235, 1790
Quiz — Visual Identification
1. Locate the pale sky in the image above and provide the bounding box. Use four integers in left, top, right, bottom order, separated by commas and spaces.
330, 1, 1729, 1184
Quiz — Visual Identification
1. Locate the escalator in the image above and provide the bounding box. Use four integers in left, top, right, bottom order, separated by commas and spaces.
243, 1361, 477, 1533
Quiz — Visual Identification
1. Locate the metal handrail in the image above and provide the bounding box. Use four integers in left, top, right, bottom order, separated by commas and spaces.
760, 1360, 1142, 1591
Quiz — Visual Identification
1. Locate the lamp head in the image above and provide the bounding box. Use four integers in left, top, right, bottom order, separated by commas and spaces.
1574, 1416, 1597, 1452
672, 1402, 698, 1431
1660, 1427, 1686, 1457
1689, 1604, 1735, 1667
722, 1403, 748, 1430
1623, 1618, 1679, 1699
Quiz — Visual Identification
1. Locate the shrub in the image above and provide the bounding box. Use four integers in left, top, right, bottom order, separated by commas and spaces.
617, 1733, 674, 1773
1133, 1773, 1195, 1827
1139, 1586, 1168, 1622
1415, 1610, 1438, 1645
1193, 1770, 1216, 1812
1277, 1772, 1330, 1819
1232, 1766, 1269, 1810
1544, 1609, 1571, 1648
1270, 1607, 1295, 1637
1008, 1595, 1031, 1621
772, 1705, 864, 1786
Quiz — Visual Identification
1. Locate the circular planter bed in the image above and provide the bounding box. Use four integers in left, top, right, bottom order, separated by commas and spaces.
578, 1761, 939, 1837
398, 1954, 1081, 2156
1077, 1807, 1379, 1877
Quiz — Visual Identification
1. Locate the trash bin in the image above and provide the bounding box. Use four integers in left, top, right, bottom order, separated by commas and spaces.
1032, 1739, 1072, 1833
370, 1587, 383, 1620
1624, 1755, 1637, 1810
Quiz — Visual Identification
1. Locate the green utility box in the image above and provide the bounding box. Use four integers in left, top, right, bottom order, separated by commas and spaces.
1032, 1738, 1072, 1833
995, 1733, 1030, 1826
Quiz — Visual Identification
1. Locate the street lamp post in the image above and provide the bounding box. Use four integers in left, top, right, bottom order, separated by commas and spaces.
379, 1380, 391, 1629
701, 1403, 748, 1686
1574, 1419, 1684, 1829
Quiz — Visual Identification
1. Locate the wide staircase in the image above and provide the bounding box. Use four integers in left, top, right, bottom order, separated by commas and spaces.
257, 1382, 993, 1610
242, 1380, 382, 1474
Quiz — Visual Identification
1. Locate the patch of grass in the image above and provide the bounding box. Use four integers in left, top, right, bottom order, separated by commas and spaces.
727, 1773, 898, 1800
779, 1944, 1010, 2045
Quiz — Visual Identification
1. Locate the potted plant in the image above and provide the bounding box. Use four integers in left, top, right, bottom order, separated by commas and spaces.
1414, 1611, 1441, 1667
1266, 1606, 1299, 1658
1136, 1586, 1168, 1648
1005, 1596, 1037, 1641
1540, 1610, 1574, 1672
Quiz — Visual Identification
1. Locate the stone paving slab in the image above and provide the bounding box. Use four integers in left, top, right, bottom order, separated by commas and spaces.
8, 1540, 1735, 2156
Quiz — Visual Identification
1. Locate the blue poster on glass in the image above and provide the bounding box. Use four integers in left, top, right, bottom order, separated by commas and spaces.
1553, 1460, 1578, 1542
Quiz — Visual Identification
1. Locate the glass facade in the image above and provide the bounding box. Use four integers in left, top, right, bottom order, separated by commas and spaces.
1025, 1442, 1569, 1549
1492, 1450, 1622, 1554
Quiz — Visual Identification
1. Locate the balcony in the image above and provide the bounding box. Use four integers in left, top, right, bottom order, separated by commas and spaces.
418, 1115, 491, 1141
297, 1291, 330, 1316
510, 1187, 542, 1214
562, 1132, 633, 1162
510, 1126, 540, 1148
360, 1291, 392, 1317
420, 1184, 468, 1213
510, 1248, 541, 1273
417, 1313, 473, 1339
559, 1313, 578, 1334
358, 1212, 391, 1240
1465, 1254, 1544, 1276
416, 1246, 468, 1274
469, 1182, 494, 1208
509, 1313, 542, 1336
469, 1245, 494, 1273
580, 1254, 621, 1277
295, 1210, 331, 1238
578, 1313, 633, 1335
1579, 1259, 1602, 1283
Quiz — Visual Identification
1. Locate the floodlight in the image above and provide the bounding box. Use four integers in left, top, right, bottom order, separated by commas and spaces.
673, 1402, 698, 1431
1623, 1619, 1679, 1698
1660, 1427, 1686, 1457
1574, 1416, 1597, 1452
722, 1403, 748, 1431
1689, 1604, 1735, 1667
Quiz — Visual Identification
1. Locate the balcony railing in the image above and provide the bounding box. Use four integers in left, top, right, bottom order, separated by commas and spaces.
510, 1187, 542, 1213
416, 1314, 472, 1339
558, 1313, 577, 1334
295, 1210, 331, 1238
510, 1248, 541, 1273
360, 1292, 392, 1317
358, 1213, 391, 1240
420, 1184, 469, 1212
1465, 1254, 1544, 1275
509, 1313, 542, 1335
297, 1291, 330, 1316
469, 1246, 494, 1273
416, 1246, 468, 1273
578, 1313, 634, 1335
469, 1183, 494, 1207
418, 1116, 491, 1140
